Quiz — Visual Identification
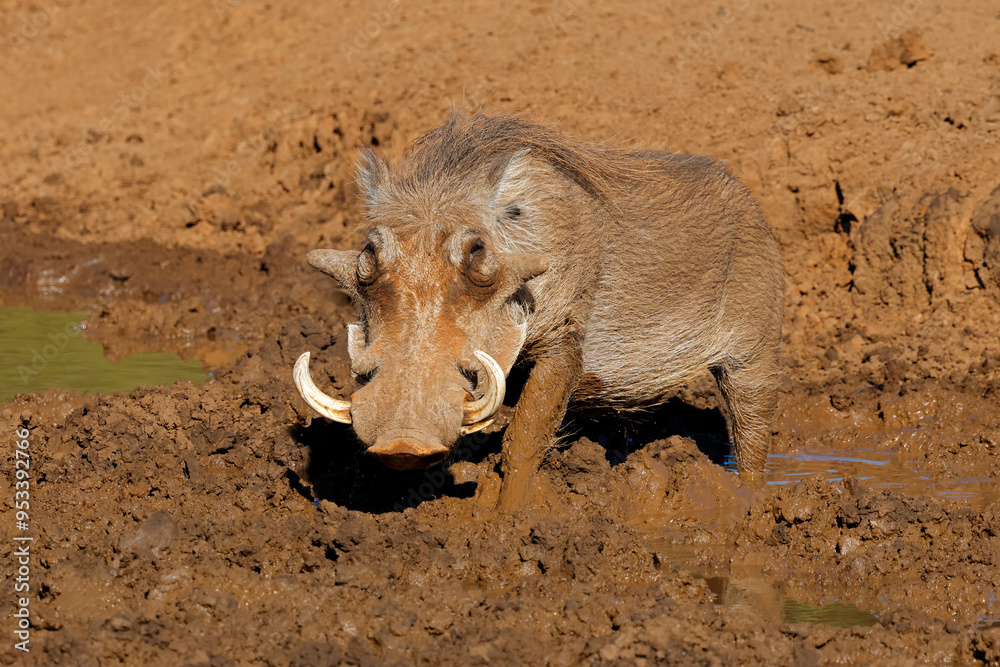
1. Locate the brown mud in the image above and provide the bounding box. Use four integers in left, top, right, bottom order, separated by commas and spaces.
2, 0, 1000, 664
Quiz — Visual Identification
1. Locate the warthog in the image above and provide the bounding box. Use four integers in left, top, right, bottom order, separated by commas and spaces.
294, 111, 784, 509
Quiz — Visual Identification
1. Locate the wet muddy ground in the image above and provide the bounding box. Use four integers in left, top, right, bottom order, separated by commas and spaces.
3, 0, 1000, 664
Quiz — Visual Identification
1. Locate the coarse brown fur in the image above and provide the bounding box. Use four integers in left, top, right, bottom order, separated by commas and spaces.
305, 110, 784, 508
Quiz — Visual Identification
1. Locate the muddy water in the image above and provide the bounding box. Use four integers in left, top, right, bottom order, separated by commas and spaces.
0, 306, 209, 403
725, 449, 1000, 510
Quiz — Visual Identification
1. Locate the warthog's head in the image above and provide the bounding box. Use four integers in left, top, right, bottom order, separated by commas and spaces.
294, 143, 549, 470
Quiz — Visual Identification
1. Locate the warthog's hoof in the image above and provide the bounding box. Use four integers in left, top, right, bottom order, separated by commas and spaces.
368, 437, 449, 470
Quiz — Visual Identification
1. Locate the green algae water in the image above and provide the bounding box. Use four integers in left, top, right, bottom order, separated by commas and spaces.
782, 599, 879, 628
700, 576, 880, 629
0, 306, 209, 403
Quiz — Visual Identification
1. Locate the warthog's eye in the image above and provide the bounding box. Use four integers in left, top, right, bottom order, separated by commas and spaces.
357, 243, 378, 285
466, 237, 498, 287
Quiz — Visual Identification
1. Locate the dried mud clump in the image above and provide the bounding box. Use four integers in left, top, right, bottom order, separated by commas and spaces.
867, 29, 933, 71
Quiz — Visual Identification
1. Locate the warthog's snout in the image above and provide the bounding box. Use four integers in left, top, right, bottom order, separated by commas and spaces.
368, 435, 450, 470
293, 349, 507, 467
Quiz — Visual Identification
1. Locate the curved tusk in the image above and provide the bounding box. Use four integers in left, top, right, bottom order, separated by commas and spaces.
460, 417, 494, 436
462, 350, 506, 427
293, 352, 352, 424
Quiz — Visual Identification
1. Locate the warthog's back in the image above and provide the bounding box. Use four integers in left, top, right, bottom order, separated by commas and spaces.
531, 151, 784, 407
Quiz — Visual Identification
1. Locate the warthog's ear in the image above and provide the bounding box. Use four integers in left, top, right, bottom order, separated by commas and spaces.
307, 249, 360, 292
356, 149, 390, 210
490, 149, 533, 216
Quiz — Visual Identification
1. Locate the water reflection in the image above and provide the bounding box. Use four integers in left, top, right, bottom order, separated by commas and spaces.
722, 450, 997, 508
0, 306, 209, 403
702, 576, 879, 628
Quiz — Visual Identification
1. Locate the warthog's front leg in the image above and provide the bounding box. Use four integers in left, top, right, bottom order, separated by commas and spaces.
496, 333, 583, 511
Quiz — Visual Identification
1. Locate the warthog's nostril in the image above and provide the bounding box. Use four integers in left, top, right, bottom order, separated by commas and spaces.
368, 437, 449, 471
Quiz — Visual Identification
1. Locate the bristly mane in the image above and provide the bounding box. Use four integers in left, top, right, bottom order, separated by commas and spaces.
362, 110, 660, 215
